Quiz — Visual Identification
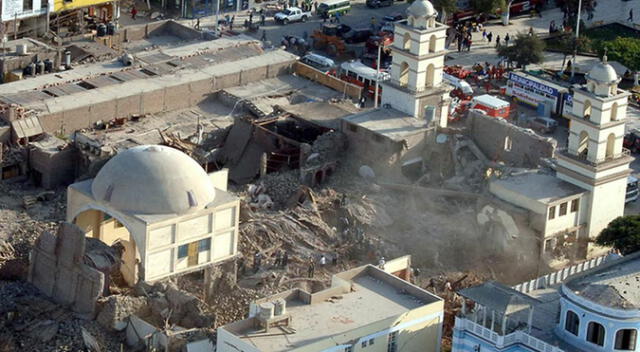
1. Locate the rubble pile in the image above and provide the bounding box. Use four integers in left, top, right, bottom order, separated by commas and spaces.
258, 170, 302, 206
306, 131, 347, 167
0, 281, 123, 352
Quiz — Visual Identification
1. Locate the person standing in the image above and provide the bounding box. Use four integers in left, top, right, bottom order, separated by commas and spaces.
307, 258, 315, 278
482, 29, 487, 42
261, 13, 266, 25
504, 33, 510, 46
230, 15, 235, 30
495, 35, 501, 48
629, 9, 634, 22
261, 30, 267, 42
487, 31, 493, 43
131, 6, 138, 20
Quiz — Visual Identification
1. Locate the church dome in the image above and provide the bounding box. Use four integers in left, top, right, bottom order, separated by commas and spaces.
91, 145, 216, 215
586, 60, 618, 84
407, 0, 437, 19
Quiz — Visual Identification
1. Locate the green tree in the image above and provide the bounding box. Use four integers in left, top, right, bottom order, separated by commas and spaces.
497, 32, 545, 70
596, 215, 640, 255
432, 0, 458, 23
602, 37, 640, 72
472, 0, 505, 16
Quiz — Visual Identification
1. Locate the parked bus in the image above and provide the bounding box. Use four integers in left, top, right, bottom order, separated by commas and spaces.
339, 60, 389, 98
316, 0, 350, 18
506, 71, 570, 118
626, 175, 639, 203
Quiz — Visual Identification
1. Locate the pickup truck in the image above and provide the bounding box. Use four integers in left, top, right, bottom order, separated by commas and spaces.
274, 7, 311, 24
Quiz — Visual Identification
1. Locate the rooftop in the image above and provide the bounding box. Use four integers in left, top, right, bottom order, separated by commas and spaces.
342, 107, 430, 142
278, 101, 358, 130
565, 252, 640, 310
491, 173, 585, 204
222, 265, 441, 352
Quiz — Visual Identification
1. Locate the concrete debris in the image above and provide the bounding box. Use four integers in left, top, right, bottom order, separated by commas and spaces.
97, 295, 150, 331
358, 165, 376, 179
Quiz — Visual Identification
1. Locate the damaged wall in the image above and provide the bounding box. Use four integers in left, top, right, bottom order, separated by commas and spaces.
466, 110, 556, 168
28, 222, 105, 318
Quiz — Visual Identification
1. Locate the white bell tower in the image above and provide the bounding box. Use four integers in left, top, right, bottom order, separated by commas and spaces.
556, 54, 633, 240
380, 0, 450, 127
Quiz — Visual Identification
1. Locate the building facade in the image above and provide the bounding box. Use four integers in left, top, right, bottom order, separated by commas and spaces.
1, 0, 53, 37
217, 257, 444, 352
66, 145, 240, 285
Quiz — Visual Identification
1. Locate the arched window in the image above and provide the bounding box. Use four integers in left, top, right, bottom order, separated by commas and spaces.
425, 64, 434, 88
399, 62, 409, 87
403, 33, 411, 51
578, 131, 589, 156
565, 310, 580, 336
587, 322, 606, 346
615, 329, 637, 350
611, 102, 619, 121
429, 34, 437, 53
583, 100, 592, 119
606, 133, 616, 159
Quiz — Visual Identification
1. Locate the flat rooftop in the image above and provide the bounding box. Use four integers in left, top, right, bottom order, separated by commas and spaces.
279, 101, 358, 130
566, 253, 640, 310
342, 107, 430, 142
491, 173, 585, 204
223, 265, 440, 352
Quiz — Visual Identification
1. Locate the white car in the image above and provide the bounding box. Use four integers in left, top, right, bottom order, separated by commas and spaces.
274, 7, 311, 24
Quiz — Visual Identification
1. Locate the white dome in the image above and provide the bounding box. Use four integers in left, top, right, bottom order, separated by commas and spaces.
92, 145, 216, 215
407, 0, 437, 18
587, 62, 618, 84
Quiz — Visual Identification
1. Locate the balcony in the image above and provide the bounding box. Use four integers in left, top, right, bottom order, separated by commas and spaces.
556, 148, 633, 170
454, 318, 564, 352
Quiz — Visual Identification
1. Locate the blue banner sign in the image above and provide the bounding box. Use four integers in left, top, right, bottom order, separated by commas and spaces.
509, 72, 559, 97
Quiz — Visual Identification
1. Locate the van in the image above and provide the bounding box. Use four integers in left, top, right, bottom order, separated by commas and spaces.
301, 53, 336, 72
528, 116, 558, 134
470, 94, 510, 118
317, 0, 350, 17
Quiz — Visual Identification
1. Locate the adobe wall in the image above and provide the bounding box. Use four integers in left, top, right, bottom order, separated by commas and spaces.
466, 110, 556, 168
29, 146, 77, 189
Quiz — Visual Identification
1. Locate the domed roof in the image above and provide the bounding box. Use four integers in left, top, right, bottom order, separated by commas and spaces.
586, 56, 619, 84
92, 145, 216, 215
407, 0, 437, 18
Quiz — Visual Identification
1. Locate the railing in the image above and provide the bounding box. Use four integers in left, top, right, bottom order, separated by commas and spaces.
557, 148, 632, 167
512, 253, 610, 294
454, 318, 564, 352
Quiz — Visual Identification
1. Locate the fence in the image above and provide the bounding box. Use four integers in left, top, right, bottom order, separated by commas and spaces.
293, 62, 362, 100
454, 318, 564, 352
511, 253, 610, 294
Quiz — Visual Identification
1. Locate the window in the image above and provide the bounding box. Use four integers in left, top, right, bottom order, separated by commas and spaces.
178, 244, 188, 259
565, 310, 580, 336
616, 329, 637, 350
199, 238, 211, 252
587, 322, 606, 346
23, 0, 33, 11
369, 338, 374, 345
361, 341, 368, 348
571, 199, 579, 213
559, 202, 568, 216
548, 206, 556, 220
388, 331, 398, 352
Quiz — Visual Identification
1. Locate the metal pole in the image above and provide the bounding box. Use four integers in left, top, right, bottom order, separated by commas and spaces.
571, 0, 582, 78
215, 0, 220, 33
374, 42, 382, 108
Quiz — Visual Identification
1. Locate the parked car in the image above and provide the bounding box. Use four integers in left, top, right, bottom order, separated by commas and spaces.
360, 53, 392, 70
274, 7, 312, 24
366, 0, 392, 8
528, 116, 558, 134
624, 129, 640, 153
383, 12, 406, 22
301, 53, 336, 72
343, 28, 373, 44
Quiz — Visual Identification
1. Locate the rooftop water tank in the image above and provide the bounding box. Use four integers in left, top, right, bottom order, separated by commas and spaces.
274, 298, 287, 316
258, 302, 275, 321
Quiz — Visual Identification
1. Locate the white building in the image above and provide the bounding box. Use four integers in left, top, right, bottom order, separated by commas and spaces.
1, 0, 53, 37
66, 145, 240, 285
490, 56, 633, 258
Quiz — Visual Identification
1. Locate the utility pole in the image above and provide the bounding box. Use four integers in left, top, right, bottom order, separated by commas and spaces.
214, 0, 220, 34
570, 0, 582, 79
374, 41, 382, 108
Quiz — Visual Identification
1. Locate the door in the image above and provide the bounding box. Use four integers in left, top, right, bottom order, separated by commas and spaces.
187, 242, 199, 266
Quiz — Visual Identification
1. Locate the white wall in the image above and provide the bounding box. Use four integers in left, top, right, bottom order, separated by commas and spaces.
2, 0, 53, 22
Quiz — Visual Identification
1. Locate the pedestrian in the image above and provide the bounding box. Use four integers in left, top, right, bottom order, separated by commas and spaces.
313, 1, 318, 12
231, 15, 235, 30
467, 36, 472, 51
335, 11, 340, 23
332, 252, 338, 266
281, 251, 289, 268
528, 26, 534, 36
261, 13, 266, 25
274, 250, 282, 267
629, 9, 634, 22
482, 29, 487, 42
131, 6, 137, 20
261, 30, 267, 42
359, 94, 366, 108
319, 255, 327, 266
302, 30, 308, 40
254, 252, 262, 273
307, 258, 315, 278
457, 36, 462, 52
495, 35, 501, 48
487, 31, 492, 43
249, 12, 253, 24
505, 33, 510, 46
378, 256, 386, 269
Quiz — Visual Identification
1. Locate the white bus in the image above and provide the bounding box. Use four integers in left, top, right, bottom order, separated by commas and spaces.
317, 0, 350, 17
626, 175, 639, 203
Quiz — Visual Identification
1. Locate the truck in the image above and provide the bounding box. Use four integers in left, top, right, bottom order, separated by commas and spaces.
274, 7, 311, 24
469, 95, 511, 118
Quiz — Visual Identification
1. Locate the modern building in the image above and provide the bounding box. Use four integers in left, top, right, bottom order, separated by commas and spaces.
489, 56, 634, 258
452, 252, 637, 352
66, 144, 240, 285
217, 257, 444, 352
